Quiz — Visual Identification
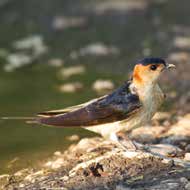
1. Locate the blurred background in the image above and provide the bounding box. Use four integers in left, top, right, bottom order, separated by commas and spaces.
0, 0, 189, 174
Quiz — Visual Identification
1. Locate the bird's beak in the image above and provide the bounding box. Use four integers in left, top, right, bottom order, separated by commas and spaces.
166, 63, 176, 69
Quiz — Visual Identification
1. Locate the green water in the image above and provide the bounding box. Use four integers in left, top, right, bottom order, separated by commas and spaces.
0, 63, 127, 173
0, 0, 189, 174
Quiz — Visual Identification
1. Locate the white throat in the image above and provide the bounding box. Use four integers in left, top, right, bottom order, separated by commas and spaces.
130, 81, 156, 103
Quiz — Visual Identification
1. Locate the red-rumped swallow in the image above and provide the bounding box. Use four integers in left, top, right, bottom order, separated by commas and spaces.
35, 58, 175, 144
2, 58, 175, 147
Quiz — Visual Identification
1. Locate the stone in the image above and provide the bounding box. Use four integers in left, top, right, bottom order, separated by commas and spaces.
161, 115, 190, 146
0, 174, 10, 189
92, 79, 114, 94
59, 65, 86, 78
185, 182, 190, 190
70, 43, 119, 59
148, 144, 182, 157
59, 82, 83, 93
54, 151, 62, 156
152, 112, 171, 121
184, 153, 190, 161
173, 36, 190, 49
168, 52, 190, 63
130, 126, 166, 143
52, 16, 87, 30
48, 58, 64, 67
66, 135, 80, 141
180, 177, 188, 184
3, 138, 190, 190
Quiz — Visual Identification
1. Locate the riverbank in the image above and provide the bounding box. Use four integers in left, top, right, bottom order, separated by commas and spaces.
1, 113, 190, 190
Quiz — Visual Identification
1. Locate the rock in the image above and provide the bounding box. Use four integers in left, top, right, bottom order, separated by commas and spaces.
180, 177, 188, 184
13, 35, 48, 57
89, 0, 148, 14
0, 174, 10, 189
92, 79, 114, 94
148, 144, 183, 157
184, 153, 190, 161
116, 185, 131, 190
161, 115, 190, 146
130, 126, 166, 143
4, 53, 33, 72
152, 112, 171, 121
59, 82, 83, 93
173, 36, 190, 49
59, 65, 86, 78
4, 137, 190, 190
54, 151, 62, 156
44, 158, 64, 170
14, 169, 31, 177
4, 35, 48, 72
66, 135, 80, 142
152, 181, 180, 190
161, 135, 189, 147
185, 182, 190, 190
70, 42, 119, 59
168, 52, 190, 63
52, 16, 87, 30
48, 58, 64, 67
24, 170, 47, 183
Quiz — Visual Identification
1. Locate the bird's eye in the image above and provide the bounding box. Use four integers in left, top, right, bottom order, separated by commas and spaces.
150, 65, 157, 71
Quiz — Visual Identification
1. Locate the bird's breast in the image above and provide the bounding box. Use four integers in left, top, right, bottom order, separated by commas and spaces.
139, 84, 164, 118
85, 84, 164, 139
115, 84, 164, 132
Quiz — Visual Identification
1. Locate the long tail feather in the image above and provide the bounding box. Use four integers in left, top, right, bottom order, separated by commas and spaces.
1, 116, 35, 120
1, 116, 38, 124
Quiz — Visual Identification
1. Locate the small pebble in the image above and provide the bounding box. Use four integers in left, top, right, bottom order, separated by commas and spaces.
52, 16, 87, 30
148, 144, 182, 157
185, 144, 190, 152
168, 52, 190, 63
92, 79, 114, 93
70, 43, 119, 59
185, 182, 190, 190
153, 112, 170, 121
66, 135, 80, 141
184, 153, 190, 161
48, 58, 63, 67
59, 65, 85, 78
180, 177, 188, 184
173, 36, 190, 49
59, 82, 83, 93
54, 151, 62, 156
60, 176, 69, 181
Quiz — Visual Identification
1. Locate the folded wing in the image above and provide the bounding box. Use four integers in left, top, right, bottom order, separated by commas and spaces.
37, 82, 142, 127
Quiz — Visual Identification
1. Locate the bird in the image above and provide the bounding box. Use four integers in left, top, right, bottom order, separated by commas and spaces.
35, 57, 175, 147
2, 57, 175, 149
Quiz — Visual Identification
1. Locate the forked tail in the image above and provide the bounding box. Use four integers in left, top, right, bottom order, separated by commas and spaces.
1, 117, 37, 124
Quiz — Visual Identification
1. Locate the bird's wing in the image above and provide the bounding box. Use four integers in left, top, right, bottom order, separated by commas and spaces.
37, 96, 106, 117
37, 82, 142, 127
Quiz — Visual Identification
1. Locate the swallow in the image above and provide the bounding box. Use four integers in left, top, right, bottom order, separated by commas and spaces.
35, 57, 175, 145
2, 58, 175, 148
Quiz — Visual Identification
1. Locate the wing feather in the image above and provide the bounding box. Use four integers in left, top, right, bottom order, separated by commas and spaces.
37, 82, 142, 127
37, 96, 106, 117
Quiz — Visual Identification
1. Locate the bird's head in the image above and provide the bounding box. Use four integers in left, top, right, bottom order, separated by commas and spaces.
132, 57, 175, 86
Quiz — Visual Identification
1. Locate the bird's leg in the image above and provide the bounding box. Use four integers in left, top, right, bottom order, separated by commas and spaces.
109, 132, 138, 151
116, 132, 139, 150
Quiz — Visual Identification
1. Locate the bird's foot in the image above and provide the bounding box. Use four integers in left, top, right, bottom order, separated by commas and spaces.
109, 132, 143, 151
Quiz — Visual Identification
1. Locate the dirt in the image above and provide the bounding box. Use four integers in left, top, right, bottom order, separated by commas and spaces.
1, 129, 189, 190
